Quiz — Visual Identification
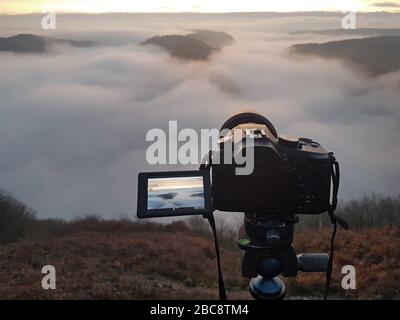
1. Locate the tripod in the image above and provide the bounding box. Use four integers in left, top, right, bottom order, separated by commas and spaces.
238, 213, 329, 300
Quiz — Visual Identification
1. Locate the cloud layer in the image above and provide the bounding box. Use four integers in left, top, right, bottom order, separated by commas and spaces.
1, 13, 400, 219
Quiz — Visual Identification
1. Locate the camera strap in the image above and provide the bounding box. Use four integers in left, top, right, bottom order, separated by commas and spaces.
201, 150, 227, 300
205, 213, 227, 300
324, 153, 349, 300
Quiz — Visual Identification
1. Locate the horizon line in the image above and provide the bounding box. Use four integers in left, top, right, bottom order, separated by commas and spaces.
1, 10, 400, 16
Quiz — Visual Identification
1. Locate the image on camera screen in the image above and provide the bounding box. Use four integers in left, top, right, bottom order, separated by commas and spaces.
147, 176, 205, 211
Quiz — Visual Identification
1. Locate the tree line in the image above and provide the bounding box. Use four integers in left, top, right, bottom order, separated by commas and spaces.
1, 189, 399, 244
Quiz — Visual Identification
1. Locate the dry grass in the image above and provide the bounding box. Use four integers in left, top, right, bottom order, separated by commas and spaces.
291, 227, 400, 299
0, 221, 399, 300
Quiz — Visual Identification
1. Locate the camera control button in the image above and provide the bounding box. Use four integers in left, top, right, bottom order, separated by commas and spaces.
278, 135, 299, 149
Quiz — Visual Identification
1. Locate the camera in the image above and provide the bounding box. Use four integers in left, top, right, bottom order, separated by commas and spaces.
137, 111, 346, 300
212, 112, 333, 215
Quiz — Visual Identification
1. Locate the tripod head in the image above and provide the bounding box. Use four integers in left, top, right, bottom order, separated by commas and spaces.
238, 212, 330, 300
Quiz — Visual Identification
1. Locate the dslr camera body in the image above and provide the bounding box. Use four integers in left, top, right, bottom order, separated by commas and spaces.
212, 112, 333, 215
138, 112, 346, 300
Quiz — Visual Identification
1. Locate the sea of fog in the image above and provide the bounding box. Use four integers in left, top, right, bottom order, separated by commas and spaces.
0, 13, 399, 220
148, 187, 205, 210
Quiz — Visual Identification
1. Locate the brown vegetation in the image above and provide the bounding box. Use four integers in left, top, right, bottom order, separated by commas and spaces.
0, 191, 399, 300
0, 217, 398, 299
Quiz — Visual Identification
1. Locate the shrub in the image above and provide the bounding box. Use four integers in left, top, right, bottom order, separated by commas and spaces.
0, 191, 36, 244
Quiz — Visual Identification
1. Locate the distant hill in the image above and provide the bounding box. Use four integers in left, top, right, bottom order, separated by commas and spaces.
0, 34, 94, 53
290, 36, 400, 76
292, 28, 400, 37
140, 30, 234, 61
188, 30, 235, 48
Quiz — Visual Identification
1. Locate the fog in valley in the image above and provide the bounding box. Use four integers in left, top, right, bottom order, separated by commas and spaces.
1, 12, 399, 219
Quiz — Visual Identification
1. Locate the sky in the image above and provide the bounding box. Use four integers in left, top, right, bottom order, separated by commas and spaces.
1, 0, 400, 14
149, 177, 203, 191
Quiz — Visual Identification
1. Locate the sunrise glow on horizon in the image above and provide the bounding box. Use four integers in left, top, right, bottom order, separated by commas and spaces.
1, 0, 400, 14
